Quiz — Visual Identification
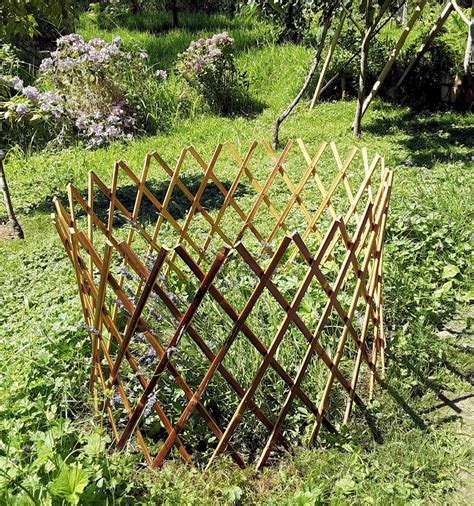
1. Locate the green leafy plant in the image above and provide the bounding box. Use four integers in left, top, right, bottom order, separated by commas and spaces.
50, 465, 89, 504
176, 32, 249, 115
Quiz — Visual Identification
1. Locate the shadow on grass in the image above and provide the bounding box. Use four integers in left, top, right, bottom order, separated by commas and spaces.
53, 173, 250, 228
365, 106, 474, 167
96, 11, 273, 69
104, 11, 255, 35
378, 375, 429, 432
210, 91, 267, 119
379, 338, 473, 432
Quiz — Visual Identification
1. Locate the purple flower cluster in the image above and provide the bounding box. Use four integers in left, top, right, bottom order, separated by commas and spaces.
3, 82, 64, 120
35, 33, 148, 147
38, 91, 64, 118
139, 346, 157, 368
40, 34, 124, 75
143, 393, 157, 417
177, 32, 234, 82
74, 104, 135, 147
2, 32, 169, 147
22, 85, 38, 100
15, 103, 27, 115
10, 76, 23, 91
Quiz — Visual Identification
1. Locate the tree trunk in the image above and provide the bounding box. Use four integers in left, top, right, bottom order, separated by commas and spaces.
341, 72, 347, 99
0, 158, 24, 239
272, 14, 332, 149
285, 2, 298, 43
352, 0, 392, 138
170, 0, 178, 28
353, 29, 371, 139
310, 10, 346, 109
464, 1, 474, 73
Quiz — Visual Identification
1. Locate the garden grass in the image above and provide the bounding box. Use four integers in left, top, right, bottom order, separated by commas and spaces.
0, 11, 473, 505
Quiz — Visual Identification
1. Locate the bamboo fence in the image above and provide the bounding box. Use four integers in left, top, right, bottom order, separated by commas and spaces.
53, 138, 393, 470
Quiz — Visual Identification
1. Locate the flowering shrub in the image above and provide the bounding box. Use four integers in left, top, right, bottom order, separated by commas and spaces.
37, 33, 142, 146
0, 35, 177, 149
176, 32, 248, 114
1, 79, 64, 122
0, 45, 67, 148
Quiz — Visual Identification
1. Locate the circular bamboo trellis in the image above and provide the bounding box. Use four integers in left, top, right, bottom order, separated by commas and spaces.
53, 138, 393, 470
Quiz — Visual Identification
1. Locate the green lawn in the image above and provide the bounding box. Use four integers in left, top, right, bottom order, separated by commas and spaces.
0, 12, 473, 505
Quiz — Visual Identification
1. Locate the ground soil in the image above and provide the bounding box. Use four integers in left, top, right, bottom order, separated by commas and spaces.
0, 221, 19, 241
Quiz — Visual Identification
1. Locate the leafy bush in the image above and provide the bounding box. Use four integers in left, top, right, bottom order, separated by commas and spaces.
0, 0, 74, 39
324, 24, 464, 109
0, 34, 181, 149
176, 32, 248, 114
39, 33, 146, 147
0, 45, 66, 148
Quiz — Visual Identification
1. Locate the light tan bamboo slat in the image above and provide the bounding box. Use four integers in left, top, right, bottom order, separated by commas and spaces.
287, 146, 358, 264
114, 153, 151, 317
262, 141, 328, 252
201, 141, 259, 255
234, 140, 293, 244
261, 139, 325, 238
296, 139, 338, 220
90, 241, 113, 411
164, 144, 228, 275
330, 142, 359, 221
186, 145, 267, 248
343, 172, 392, 422
225, 142, 285, 237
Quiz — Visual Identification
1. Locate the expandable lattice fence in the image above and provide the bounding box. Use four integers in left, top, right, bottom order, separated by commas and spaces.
53, 138, 393, 470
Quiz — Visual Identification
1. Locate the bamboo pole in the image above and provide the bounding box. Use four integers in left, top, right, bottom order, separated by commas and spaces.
452, 0, 470, 25
310, 11, 346, 109
395, 1, 454, 89
271, 10, 334, 148
360, 0, 429, 119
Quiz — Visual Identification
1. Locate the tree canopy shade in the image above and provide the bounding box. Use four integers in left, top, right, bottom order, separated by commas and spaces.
272, 0, 473, 145
0, 0, 73, 39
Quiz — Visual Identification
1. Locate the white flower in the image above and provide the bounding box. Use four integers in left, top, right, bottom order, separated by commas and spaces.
10, 76, 23, 91
154, 69, 168, 79
22, 86, 39, 101
16, 103, 28, 115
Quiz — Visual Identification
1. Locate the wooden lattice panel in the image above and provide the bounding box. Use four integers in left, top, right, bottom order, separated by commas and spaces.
53, 138, 393, 470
